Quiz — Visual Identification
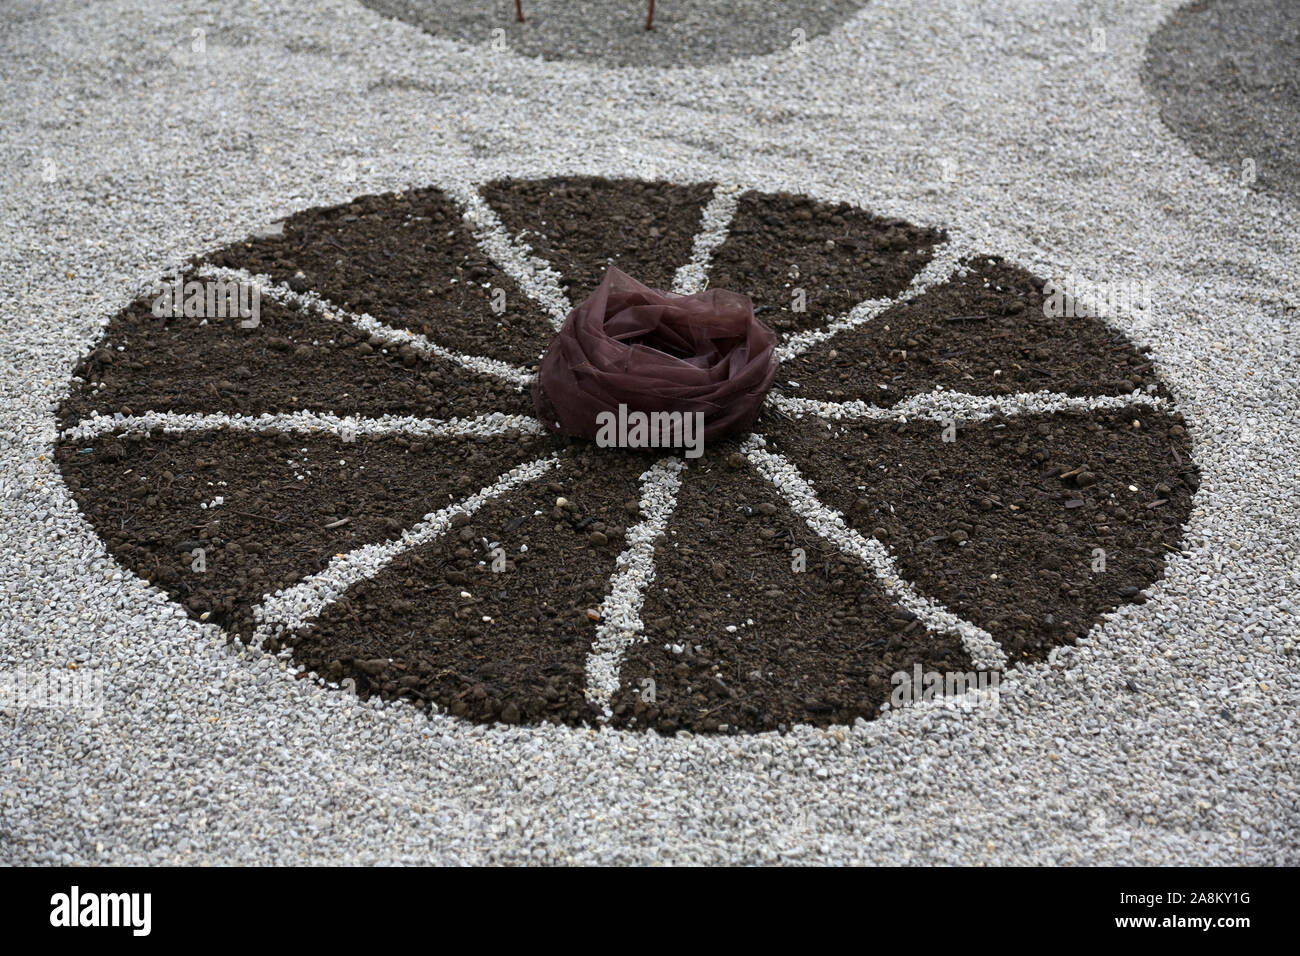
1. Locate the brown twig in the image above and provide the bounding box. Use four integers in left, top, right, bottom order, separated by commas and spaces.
233, 510, 289, 524
646, 0, 655, 30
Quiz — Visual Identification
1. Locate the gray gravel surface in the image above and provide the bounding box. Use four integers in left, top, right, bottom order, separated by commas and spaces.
1, 0, 1298, 865
1143, 0, 1300, 204
360, 0, 868, 67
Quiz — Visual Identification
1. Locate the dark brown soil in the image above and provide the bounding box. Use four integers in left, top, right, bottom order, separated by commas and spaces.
202, 187, 556, 366
781, 257, 1164, 402
762, 405, 1197, 662
56, 429, 548, 637
610, 460, 973, 734
282, 448, 646, 725
708, 190, 945, 333
479, 177, 716, 304
54, 176, 1199, 735
60, 286, 531, 425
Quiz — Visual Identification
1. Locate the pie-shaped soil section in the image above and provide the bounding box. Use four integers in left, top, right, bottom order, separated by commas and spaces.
1143, 0, 1300, 204
56, 176, 1198, 734
361, 0, 869, 68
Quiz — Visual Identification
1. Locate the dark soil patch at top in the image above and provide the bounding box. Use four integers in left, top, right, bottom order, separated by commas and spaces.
708, 191, 944, 334
59, 285, 530, 425
480, 177, 714, 304
202, 187, 555, 366
781, 256, 1163, 403
1143, 0, 1300, 203
360, 0, 870, 68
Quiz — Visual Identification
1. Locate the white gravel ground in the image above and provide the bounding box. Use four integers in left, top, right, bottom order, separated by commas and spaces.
1, 0, 1297, 864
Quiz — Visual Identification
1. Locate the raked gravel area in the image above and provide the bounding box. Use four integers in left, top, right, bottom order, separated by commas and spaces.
1, 0, 1297, 864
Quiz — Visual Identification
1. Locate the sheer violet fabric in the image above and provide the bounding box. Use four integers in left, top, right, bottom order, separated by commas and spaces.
532, 267, 779, 441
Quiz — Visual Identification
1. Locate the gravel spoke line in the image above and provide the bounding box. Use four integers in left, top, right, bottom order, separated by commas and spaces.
672, 183, 741, 295
251, 452, 562, 644
775, 239, 965, 362
444, 180, 572, 330
768, 389, 1169, 424
59, 409, 546, 443
740, 435, 1006, 670
584, 457, 686, 718
196, 264, 536, 387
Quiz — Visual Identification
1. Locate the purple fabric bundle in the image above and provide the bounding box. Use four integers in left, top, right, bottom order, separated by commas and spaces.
531, 267, 779, 442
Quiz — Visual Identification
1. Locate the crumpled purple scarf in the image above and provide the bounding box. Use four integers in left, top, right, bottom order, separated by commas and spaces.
532, 267, 778, 442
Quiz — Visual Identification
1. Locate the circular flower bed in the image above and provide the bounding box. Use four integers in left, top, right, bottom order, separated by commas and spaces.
55, 176, 1198, 734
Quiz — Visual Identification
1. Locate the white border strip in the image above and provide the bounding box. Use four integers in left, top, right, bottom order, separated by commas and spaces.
196, 264, 536, 387
584, 457, 686, 717
444, 181, 572, 330
740, 436, 1006, 670
768, 388, 1168, 424
672, 183, 742, 295
60, 410, 546, 443
251, 452, 561, 642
